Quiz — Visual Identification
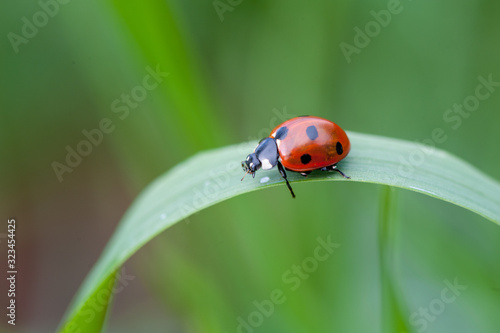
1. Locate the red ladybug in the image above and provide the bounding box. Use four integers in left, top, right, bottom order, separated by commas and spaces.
241, 116, 351, 198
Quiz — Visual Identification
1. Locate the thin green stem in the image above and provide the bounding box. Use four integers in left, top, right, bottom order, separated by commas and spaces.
378, 186, 408, 333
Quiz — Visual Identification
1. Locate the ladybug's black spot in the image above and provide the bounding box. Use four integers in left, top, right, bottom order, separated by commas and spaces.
275, 126, 288, 140
336, 142, 343, 155
306, 125, 318, 140
300, 154, 312, 165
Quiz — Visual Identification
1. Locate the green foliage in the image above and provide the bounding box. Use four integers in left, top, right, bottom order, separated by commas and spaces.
2, 0, 500, 332
58, 133, 500, 332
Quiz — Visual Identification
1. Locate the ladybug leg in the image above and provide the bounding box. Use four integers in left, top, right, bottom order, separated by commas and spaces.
300, 171, 311, 177
321, 165, 350, 179
277, 161, 296, 198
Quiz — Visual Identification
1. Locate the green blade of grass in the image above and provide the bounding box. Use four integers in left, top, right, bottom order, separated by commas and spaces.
58, 131, 500, 332
378, 187, 408, 332
59, 270, 118, 333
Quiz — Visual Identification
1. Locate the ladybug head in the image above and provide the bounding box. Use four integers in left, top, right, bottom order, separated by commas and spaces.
241, 138, 279, 180
241, 153, 261, 178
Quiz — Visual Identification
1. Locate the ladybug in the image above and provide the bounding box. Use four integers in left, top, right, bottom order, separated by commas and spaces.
241, 116, 350, 198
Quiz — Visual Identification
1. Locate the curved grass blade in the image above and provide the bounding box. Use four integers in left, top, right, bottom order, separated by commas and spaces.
58, 131, 500, 332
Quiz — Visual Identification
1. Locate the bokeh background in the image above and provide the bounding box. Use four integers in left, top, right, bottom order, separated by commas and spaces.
1, 0, 500, 332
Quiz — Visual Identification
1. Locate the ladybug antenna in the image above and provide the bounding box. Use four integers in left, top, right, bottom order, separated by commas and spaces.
241, 170, 250, 181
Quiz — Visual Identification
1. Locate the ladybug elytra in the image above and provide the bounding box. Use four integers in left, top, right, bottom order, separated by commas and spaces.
241, 116, 351, 198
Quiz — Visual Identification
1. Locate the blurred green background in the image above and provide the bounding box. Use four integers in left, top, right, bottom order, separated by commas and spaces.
1, 0, 500, 332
